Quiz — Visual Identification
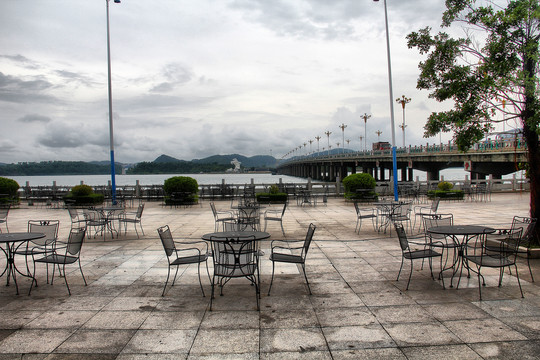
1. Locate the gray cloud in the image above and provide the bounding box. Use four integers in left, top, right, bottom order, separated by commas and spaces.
18, 114, 52, 123
0, 72, 57, 104
0, 54, 42, 70
150, 63, 194, 93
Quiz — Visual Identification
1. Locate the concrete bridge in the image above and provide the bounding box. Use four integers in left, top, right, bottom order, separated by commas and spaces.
276, 140, 528, 182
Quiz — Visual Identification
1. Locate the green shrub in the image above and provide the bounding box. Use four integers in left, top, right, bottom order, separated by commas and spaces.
64, 184, 104, 205
256, 192, 288, 203
0, 177, 19, 203
163, 176, 199, 206
342, 173, 377, 200
428, 190, 464, 200
71, 184, 93, 197
163, 176, 198, 195
437, 181, 454, 191
269, 184, 280, 194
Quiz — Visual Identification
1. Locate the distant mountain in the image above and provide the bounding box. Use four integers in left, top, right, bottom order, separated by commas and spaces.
192, 154, 277, 168
153, 154, 183, 163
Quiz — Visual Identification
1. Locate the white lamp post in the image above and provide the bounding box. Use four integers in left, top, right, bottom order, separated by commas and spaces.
374, 0, 398, 201
106, 0, 121, 204
361, 113, 371, 152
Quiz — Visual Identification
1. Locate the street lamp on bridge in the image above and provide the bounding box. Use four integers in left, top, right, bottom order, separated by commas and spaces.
360, 113, 371, 152
396, 95, 411, 148
315, 136, 321, 154
325, 131, 332, 156
375, 130, 383, 142
339, 123, 347, 154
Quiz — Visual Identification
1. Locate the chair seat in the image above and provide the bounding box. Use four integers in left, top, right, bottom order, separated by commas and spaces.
269, 252, 304, 264
464, 254, 514, 268
265, 216, 282, 221
120, 218, 141, 224
214, 263, 257, 277
404, 249, 441, 260
358, 214, 377, 219
34, 254, 79, 265
171, 254, 208, 266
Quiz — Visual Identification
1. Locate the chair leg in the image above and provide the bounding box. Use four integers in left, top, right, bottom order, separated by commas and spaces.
514, 264, 524, 298
268, 260, 276, 296
406, 260, 413, 290
301, 263, 312, 295
527, 251, 534, 282
396, 258, 404, 281
63, 264, 71, 296
197, 261, 205, 297
78, 259, 87, 286
162, 266, 171, 296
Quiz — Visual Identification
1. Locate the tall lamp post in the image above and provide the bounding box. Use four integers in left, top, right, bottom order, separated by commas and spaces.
396, 95, 411, 148
325, 131, 332, 156
374, 0, 398, 201
359, 135, 364, 152
106, 0, 121, 205
360, 113, 371, 152
308, 139, 314, 155
315, 135, 321, 154
339, 123, 347, 154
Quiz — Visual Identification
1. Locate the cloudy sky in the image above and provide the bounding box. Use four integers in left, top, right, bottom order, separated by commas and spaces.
1, 0, 455, 164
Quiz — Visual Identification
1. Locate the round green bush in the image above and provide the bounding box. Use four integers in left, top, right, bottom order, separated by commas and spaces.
71, 184, 93, 197
0, 177, 20, 198
437, 181, 454, 191
343, 173, 376, 193
163, 176, 198, 195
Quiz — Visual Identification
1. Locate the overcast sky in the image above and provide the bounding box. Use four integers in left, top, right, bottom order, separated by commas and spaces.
0, 0, 456, 164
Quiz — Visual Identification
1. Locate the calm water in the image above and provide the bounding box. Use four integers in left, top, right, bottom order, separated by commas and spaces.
7, 169, 525, 187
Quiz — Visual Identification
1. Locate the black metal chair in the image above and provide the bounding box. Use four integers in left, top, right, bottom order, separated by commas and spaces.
210, 202, 235, 232
30, 227, 87, 295
413, 197, 440, 232
14, 220, 59, 281
395, 222, 442, 290
209, 234, 260, 310
268, 223, 316, 295
422, 213, 457, 288
119, 203, 145, 238
0, 204, 10, 232
354, 202, 377, 233
485, 216, 537, 282
463, 227, 524, 300
263, 203, 287, 235
237, 206, 260, 231
157, 225, 210, 297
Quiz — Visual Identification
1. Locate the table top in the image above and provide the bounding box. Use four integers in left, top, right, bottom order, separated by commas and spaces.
201, 231, 271, 241
0, 232, 45, 244
427, 225, 495, 236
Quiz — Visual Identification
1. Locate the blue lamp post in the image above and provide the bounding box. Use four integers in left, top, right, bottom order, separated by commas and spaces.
106, 0, 121, 204
374, 0, 398, 201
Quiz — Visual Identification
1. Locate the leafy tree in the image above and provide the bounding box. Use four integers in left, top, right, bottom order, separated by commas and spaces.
407, 0, 540, 241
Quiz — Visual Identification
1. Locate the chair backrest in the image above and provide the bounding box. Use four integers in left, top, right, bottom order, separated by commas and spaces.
302, 223, 316, 258
157, 225, 176, 257
500, 227, 524, 256
0, 205, 10, 220
210, 202, 217, 217
28, 220, 60, 246
136, 203, 145, 219
394, 223, 410, 251
511, 216, 537, 247
238, 206, 259, 221
431, 198, 441, 212
67, 206, 80, 221
222, 221, 239, 232
423, 213, 453, 232
67, 227, 86, 256
210, 235, 257, 277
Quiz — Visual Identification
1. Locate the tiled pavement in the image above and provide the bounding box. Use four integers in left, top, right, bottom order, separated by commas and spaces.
0, 192, 539, 359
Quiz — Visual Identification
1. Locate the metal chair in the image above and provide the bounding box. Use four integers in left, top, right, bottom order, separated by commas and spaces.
422, 213, 457, 288
82, 208, 107, 239
209, 234, 260, 310
157, 225, 210, 297
268, 223, 316, 295
119, 203, 145, 238
237, 206, 260, 231
413, 197, 440, 232
353, 202, 377, 233
29, 227, 87, 295
0, 205, 10, 232
463, 227, 524, 300
67, 206, 85, 231
484, 216, 537, 282
14, 220, 60, 281
210, 202, 235, 232
395, 222, 442, 290
263, 203, 287, 235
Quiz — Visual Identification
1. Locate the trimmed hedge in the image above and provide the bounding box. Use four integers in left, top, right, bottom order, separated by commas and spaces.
64, 184, 104, 205
256, 193, 288, 203
428, 190, 464, 200
0, 177, 19, 204
342, 173, 377, 200
163, 176, 199, 206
